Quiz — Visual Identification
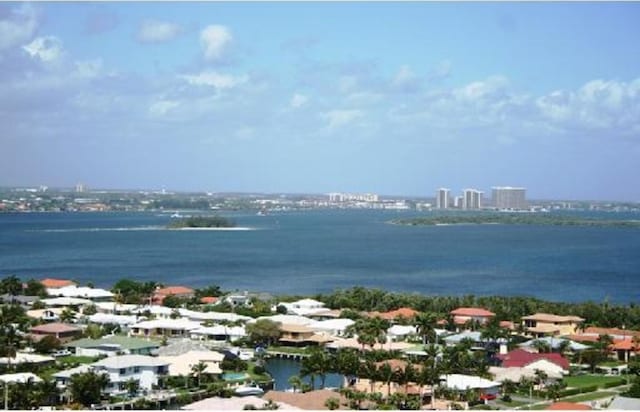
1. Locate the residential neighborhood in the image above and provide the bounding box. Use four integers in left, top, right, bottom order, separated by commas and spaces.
1, 275, 640, 410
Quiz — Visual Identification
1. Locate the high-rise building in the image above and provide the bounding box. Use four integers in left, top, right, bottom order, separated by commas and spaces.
462, 189, 483, 210
492, 186, 527, 210
436, 188, 450, 209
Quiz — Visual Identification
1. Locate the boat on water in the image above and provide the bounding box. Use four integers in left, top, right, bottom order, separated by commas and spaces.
234, 383, 265, 396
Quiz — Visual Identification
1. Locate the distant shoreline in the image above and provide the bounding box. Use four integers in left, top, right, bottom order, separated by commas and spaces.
390, 214, 640, 228
168, 227, 253, 231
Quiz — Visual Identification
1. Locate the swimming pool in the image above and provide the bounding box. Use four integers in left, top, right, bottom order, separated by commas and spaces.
222, 372, 249, 381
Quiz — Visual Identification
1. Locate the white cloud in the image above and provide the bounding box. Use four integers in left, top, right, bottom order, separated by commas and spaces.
137, 20, 181, 44
180, 71, 248, 89
453, 75, 509, 101
149, 99, 180, 116
391, 65, 418, 91
290, 93, 308, 108
0, 3, 38, 51
200, 25, 232, 61
74, 59, 103, 78
23, 36, 63, 62
321, 109, 364, 130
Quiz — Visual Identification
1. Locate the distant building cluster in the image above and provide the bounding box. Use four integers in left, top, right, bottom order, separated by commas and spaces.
435, 186, 528, 210
328, 192, 379, 202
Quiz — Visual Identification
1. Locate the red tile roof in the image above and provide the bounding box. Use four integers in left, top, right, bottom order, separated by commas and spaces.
497, 349, 570, 370
610, 338, 640, 351
583, 327, 640, 337
546, 402, 591, 410
263, 389, 349, 410
369, 307, 419, 320
155, 286, 194, 296
450, 307, 495, 317
40, 278, 76, 288
500, 321, 515, 330
200, 296, 219, 304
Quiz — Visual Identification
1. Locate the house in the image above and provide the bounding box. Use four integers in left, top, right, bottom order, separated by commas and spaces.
253, 314, 316, 326
224, 293, 253, 308
443, 331, 490, 348
41, 296, 93, 307
158, 350, 225, 376
26, 308, 63, 322
610, 338, 640, 362
277, 298, 326, 316
87, 313, 138, 327
190, 325, 246, 342
0, 372, 42, 384
200, 296, 218, 305
52, 364, 93, 393
440, 374, 501, 397
278, 324, 333, 346
263, 389, 350, 410
497, 349, 570, 376
152, 286, 194, 305
607, 396, 640, 410
520, 337, 589, 353
179, 308, 251, 324
521, 313, 584, 337
310, 318, 355, 338
387, 325, 417, 342
91, 354, 169, 394
490, 366, 563, 383
450, 307, 495, 327
46, 285, 114, 301
66, 336, 160, 357
129, 318, 201, 338
40, 278, 76, 289
95, 301, 140, 315
307, 309, 343, 321
0, 352, 55, 366
0, 294, 40, 308
369, 307, 419, 322
30, 322, 83, 343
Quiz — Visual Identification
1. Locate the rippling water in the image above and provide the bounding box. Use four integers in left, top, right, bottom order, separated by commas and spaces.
1, 209, 639, 303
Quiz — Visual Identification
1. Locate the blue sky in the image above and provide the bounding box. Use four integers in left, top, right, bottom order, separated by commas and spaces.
1, 2, 639, 201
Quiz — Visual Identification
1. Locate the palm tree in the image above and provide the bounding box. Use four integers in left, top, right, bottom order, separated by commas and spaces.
377, 362, 395, 398
288, 375, 303, 393
359, 359, 378, 394
533, 369, 548, 390
191, 361, 208, 388
415, 312, 438, 345
124, 378, 140, 398
532, 339, 552, 354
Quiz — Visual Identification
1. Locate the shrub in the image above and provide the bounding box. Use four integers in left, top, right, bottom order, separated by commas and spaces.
253, 365, 266, 375
579, 384, 598, 394
602, 378, 627, 388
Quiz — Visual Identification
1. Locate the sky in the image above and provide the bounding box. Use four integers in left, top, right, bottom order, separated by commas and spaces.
1, 2, 639, 201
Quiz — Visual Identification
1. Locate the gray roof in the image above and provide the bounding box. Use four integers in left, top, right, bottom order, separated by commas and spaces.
156, 340, 210, 356
67, 336, 160, 351
52, 364, 93, 379
608, 396, 640, 410
521, 337, 589, 351
92, 355, 169, 369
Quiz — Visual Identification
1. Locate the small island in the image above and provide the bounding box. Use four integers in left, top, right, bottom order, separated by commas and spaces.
391, 213, 640, 228
167, 215, 236, 229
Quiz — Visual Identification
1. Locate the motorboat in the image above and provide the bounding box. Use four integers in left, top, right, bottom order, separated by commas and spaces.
234, 383, 264, 396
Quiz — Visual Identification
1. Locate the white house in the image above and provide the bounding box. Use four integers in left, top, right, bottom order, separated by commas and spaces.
190, 325, 246, 342
252, 314, 316, 327
87, 313, 138, 327
179, 308, 251, 324
52, 364, 93, 392
224, 294, 253, 308
277, 298, 326, 316
310, 318, 355, 337
441, 374, 501, 396
129, 318, 202, 338
47, 285, 114, 301
387, 325, 417, 342
41, 297, 94, 307
95, 302, 140, 315
0, 372, 42, 384
92, 355, 169, 394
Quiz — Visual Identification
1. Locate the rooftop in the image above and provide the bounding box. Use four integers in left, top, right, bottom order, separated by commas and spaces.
450, 307, 496, 317
522, 313, 584, 323
66, 336, 161, 350
92, 354, 169, 369
31, 322, 81, 334
40, 278, 76, 288
264, 389, 346, 410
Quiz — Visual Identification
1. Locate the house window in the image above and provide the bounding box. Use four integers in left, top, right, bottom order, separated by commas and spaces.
119, 368, 126, 375
134, 366, 140, 373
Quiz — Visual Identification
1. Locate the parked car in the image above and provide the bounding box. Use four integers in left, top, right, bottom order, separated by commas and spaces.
53, 349, 72, 357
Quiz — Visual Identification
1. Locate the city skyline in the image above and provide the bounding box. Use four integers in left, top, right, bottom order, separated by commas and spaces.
2, 2, 640, 201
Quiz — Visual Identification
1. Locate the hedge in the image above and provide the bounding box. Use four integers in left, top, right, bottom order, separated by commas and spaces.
602, 378, 627, 388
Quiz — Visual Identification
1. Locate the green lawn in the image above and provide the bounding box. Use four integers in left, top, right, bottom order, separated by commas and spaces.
561, 391, 617, 403
494, 399, 528, 408
564, 375, 625, 388
57, 355, 99, 365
